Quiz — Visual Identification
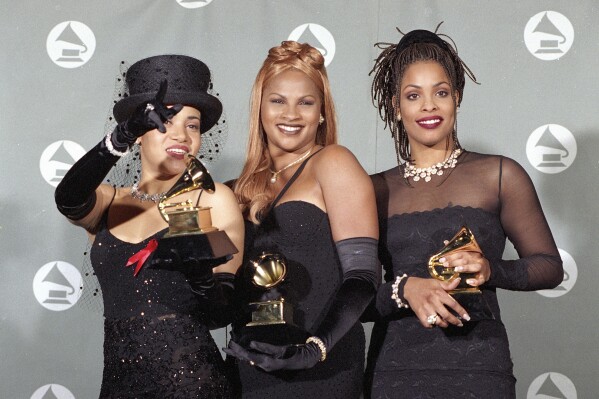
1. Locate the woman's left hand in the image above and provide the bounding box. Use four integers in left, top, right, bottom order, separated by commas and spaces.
440, 250, 491, 287
223, 340, 321, 372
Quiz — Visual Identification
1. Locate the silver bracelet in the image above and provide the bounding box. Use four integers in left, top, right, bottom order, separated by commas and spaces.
104, 131, 130, 157
306, 336, 327, 362
391, 273, 410, 309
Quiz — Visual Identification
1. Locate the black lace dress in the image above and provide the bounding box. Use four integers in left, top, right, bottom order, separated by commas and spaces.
364, 151, 563, 399
91, 212, 234, 398
230, 156, 365, 398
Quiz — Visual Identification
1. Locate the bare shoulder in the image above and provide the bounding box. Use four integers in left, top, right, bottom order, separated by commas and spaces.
313, 145, 363, 174
311, 145, 370, 190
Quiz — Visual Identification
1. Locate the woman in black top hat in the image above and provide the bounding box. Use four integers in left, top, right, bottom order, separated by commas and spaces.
363, 25, 563, 398
55, 55, 244, 398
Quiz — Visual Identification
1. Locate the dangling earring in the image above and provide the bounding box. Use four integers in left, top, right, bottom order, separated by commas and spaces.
319, 114, 324, 125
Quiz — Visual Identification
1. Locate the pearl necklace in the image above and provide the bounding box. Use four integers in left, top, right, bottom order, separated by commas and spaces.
269, 147, 314, 184
403, 148, 462, 182
130, 182, 167, 203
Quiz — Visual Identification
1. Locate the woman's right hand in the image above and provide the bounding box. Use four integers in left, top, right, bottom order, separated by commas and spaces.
403, 276, 470, 328
115, 79, 183, 145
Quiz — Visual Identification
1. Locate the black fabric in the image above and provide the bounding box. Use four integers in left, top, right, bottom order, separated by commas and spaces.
54, 139, 118, 220
90, 213, 234, 398
113, 55, 222, 133
364, 151, 563, 398
229, 152, 365, 398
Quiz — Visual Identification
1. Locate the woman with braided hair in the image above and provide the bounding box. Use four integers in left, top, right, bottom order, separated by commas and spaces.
224, 41, 379, 398
54, 55, 244, 398
363, 25, 563, 398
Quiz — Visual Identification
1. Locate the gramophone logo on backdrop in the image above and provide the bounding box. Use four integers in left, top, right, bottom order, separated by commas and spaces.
537, 249, 577, 298
526, 124, 576, 174
40, 140, 86, 187
176, 0, 213, 8
527, 372, 577, 399
46, 21, 96, 68
524, 11, 574, 61
33, 261, 82, 311
288, 24, 336, 66
31, 384, 75, 399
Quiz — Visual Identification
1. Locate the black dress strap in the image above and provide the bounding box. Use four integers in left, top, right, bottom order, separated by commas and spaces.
267, 147, 324, 213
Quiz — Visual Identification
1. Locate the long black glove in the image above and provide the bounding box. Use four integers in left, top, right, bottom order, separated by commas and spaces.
149, 250, 236, 329
55, 80, 182, 220
224, 237, 379, 372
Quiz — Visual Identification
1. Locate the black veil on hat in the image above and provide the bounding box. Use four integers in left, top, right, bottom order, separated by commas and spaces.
113, 54, 223, 133
77, 55, 229, 314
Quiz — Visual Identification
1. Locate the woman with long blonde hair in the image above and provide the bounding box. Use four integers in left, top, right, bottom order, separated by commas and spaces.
225, 41, 379, 398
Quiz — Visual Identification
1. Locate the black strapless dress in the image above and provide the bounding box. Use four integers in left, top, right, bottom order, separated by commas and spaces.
91, 215, 234, 398
230, 155, 365, 398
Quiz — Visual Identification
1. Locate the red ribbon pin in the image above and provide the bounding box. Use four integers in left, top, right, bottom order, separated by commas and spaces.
126, 239, 158, 276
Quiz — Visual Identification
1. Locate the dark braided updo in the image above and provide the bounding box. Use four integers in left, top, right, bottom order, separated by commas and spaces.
370, 23, 478, 162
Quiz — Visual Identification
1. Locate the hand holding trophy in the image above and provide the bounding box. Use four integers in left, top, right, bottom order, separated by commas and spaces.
149, 154, 238, 270
428, 225, 494, 320
428, 225, 482, 294
238, 252, 308, 346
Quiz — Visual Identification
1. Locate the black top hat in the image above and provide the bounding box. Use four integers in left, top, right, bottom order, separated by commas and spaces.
113, 54, 223, 133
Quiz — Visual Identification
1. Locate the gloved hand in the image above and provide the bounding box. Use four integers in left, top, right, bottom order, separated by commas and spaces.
226, 237, 379, 372
110, 79, 183, 150
149, 248, 235, 328
224, 340, 321, 372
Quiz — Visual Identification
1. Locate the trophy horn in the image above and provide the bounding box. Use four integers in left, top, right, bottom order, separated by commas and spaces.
158, 154, 215, 222
428, 225, 482, 282
249, 253, 288, 289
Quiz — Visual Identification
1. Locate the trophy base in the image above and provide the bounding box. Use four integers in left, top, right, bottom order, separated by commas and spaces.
246, 299, 293, 327
449, 287, 481, 295
152, 230, 238, 264
450, 291, 495, 321
237, 323, 308, 347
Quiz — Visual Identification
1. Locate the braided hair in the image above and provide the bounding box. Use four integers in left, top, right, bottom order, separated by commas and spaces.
370, 22, 478, 163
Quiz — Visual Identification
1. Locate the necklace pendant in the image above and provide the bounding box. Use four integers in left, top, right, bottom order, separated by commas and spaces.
270, 174, 277, 184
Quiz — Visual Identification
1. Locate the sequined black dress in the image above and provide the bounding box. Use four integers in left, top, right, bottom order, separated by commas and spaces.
90, 212, 234, 398
364, 152, 562, 399
230, 155, 365, 398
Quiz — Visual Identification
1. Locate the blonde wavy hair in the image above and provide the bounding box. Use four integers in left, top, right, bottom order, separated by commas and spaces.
234, 41, 338, 223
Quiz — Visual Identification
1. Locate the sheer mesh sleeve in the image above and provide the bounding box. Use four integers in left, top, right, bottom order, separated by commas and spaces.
487, 157, 563, 290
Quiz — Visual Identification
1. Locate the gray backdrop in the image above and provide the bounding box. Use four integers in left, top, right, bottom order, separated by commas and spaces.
0, 1, 594, 398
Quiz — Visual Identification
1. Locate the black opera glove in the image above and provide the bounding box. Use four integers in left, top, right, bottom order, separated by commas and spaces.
55, 139, 118, 220
225, 237, 379, 372
224, 340, 321, 372
110, 79, 183, 150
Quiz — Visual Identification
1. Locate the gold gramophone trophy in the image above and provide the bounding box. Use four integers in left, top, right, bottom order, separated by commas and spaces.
245, 252, 294, 326
239, 252, 307, 346
150, 154, 238, 265
428, 225, 482, 294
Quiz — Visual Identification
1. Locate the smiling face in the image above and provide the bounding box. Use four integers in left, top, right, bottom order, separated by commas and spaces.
397, 61, 458, 152
260, 69, 322, 156
139, 105, 202, 177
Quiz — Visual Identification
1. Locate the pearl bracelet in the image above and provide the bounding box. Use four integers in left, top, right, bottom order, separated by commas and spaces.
104, 131, 130, 157
391, 273, 410, 309
306, 336, 327, 362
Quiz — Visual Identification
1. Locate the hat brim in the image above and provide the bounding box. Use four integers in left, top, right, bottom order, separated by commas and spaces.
113, 91, 223, 133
